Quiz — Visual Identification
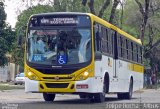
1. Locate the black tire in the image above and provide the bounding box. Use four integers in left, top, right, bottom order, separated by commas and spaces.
117, 93, 125, 99
94, 93, 105, 103
94, 79, 106, 103
125, 79, 133, 99
79, 94, 94, 99
43, 93, 55, 101
79, 94, 87, 99
117, 79, 133, 99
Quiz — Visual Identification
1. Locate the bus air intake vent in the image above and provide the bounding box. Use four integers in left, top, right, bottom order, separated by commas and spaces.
35, 68, 78, 75
45, 83, 69, 88
43, 77, 72, 80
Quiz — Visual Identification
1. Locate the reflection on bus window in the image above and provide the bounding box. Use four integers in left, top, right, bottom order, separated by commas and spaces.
27, 29, 91, 65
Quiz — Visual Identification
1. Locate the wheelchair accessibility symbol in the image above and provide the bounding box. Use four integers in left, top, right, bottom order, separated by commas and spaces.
58, 55, 67, 64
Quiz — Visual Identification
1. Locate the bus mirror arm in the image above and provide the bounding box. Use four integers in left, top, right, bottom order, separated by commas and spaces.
17, 35, 22, 48
17, 26, 26, 48
95, 51, 102, 60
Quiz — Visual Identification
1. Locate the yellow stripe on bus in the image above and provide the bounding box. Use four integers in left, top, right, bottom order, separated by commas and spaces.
128, 63, 144, 73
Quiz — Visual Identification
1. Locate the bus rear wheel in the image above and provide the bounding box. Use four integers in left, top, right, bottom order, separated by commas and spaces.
43, 93, 55, 101
117, 79, 133, 99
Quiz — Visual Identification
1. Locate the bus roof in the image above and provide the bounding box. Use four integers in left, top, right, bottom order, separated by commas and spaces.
30, 12, 88, 17
29, 12, 142, 45
86, 13, 142, 45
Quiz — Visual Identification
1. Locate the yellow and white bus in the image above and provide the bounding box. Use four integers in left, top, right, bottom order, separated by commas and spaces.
24, 12, 144, 102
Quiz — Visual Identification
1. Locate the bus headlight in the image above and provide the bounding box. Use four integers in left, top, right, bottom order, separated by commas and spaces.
83, 71, 89, 77
75, 71, 90, 81
27, 71, 40, 80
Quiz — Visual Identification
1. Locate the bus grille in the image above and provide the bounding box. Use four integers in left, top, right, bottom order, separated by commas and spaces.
35, 68, 78, 75
45, 83, 69, 88
43, 77, 72, 80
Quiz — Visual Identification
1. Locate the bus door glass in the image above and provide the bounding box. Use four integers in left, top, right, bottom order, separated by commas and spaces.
112, 30, 118, 78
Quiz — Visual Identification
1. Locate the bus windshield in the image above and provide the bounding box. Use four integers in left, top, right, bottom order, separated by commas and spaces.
27, 28, 91, 65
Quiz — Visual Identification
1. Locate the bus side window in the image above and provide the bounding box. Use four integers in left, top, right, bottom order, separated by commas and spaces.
117, 34, 121, 58
131, 42, 134, 61
128, 41, 132, 61
136, 45, 139, 63
94, 23, 101, 52
106, 29, 109, 53
133, 43, 137, 62
108, 30, 113, 55
120, 36, 123, 58
122, 37, 126, 59
140, 47, 143, 64
126, 39, 129, 59
101, 26, 107, 53
138, 46, 142, 64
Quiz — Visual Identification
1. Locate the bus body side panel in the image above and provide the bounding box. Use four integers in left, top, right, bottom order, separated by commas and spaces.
115, 59, 131, 92
94, 55, 115, 93
25, 77, 39, 92
75, 77, 103, 93
115, 59, 144, 93
130, 64, 144, 91
25, 76, 103, 93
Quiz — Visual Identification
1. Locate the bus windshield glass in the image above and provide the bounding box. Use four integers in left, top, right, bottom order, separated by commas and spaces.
27, 28, 91, 65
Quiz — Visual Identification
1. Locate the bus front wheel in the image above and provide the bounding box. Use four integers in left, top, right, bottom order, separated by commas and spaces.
79, 94, 87, 99
43, 93, 55, 101
94, 80, 106, 103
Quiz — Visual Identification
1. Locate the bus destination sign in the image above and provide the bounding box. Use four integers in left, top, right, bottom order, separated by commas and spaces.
29, 15, 91, 27
40, 17, 79, 25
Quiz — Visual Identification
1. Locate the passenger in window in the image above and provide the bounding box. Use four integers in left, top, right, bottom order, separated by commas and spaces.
57, 31, 68, 53
36, 37, 46, 53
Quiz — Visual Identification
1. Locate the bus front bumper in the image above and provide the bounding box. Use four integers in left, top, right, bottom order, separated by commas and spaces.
25, 77, 103, 93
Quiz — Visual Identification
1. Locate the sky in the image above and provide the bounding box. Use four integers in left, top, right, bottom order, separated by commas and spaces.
4, 0, 28, 28
4, 0, 123, 28
4, 0, 52, 28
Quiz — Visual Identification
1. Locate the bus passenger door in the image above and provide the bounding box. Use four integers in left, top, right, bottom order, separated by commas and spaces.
111, 30, 119, 92
113, 31, 118, 79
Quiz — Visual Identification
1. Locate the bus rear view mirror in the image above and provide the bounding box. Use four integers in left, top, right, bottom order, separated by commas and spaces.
17, 26, 26, 48
95, 51, 102, 60
17, 34, 22, 47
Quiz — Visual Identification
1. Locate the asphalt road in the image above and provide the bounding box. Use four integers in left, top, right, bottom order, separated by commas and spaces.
0, 89, 160, 109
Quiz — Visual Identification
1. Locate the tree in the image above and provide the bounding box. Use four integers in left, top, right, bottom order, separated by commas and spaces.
54, 0, 87, 12
82, 0, 120, 24
14, 1, 88, 66
135, 0, 150, 44
12, 4, 55, 66
0, 1, 16, 66
109, 0, 120, 23
125, 0, 160, 72
135, 0, 160, 62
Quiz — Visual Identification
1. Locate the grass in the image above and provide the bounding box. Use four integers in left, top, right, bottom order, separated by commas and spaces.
0, 83, 24, 91
144, 84, 160, 89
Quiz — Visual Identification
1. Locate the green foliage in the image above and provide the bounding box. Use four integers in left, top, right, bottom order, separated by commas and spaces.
122, 25, 139, 38
123, 0, 160, 70
13, 0, 160, 71
16, 4, 55, 29
13, 5, 55, 66
0, 2, 16, 66
122, 0, 140, 36
54, 0, 88, 12
0, 83, 24, 91
14, 2, 89, 66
